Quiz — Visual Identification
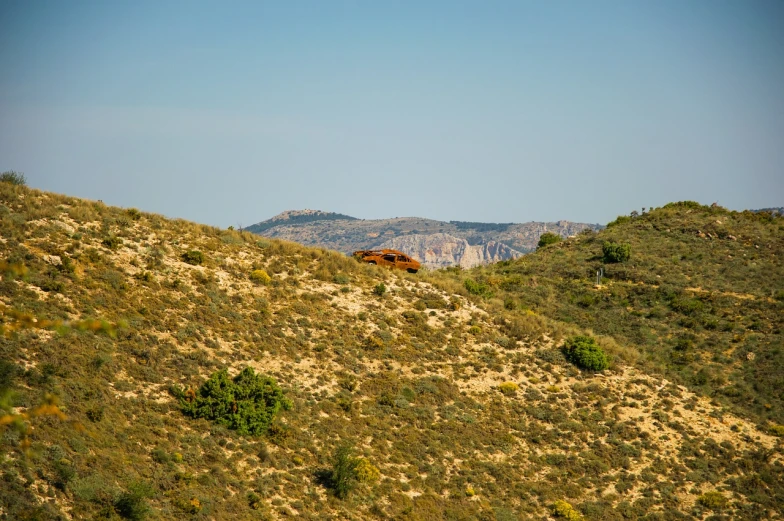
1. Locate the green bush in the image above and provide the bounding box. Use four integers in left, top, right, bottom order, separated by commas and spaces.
373, 283, 386, 296
537, 232, 562, 249
602, 241, 631, 263
114, 481, 153, 520
327, 444, 380, 499
0, 171, 26, 186
464, 279, 493, 298
331, 444, 358, 499
697, 491, 728, 510
102, 236, 123, 250
181, 250, 204, 265
180, 367, 291, 436
562, 335, 610, 371
249, 269, 271, 285
552, 499, 584, 520
606, 215, 631, 228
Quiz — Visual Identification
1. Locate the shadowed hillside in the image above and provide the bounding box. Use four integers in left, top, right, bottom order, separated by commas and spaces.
1, 186, 782, 520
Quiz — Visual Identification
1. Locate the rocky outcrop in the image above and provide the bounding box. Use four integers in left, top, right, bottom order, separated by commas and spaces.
379, 233, 523, 269
247, 210, 602, 267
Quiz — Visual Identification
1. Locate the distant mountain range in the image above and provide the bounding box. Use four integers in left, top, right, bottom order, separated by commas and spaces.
245, 210, 602, 268
753, 207, 784, 216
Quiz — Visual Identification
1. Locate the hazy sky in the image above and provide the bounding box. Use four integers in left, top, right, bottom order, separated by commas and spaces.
1, 1, 782, 227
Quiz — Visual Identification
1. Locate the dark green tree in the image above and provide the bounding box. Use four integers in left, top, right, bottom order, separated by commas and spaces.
537, 232, 562, 249
562, 335, 610, 371
602, 241, 631, 263
331, 444, 359, 499
181, 367, 291, 436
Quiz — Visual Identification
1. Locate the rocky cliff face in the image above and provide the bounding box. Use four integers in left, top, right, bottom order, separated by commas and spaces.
247, 210, 602, 268
379, 233, 523, 269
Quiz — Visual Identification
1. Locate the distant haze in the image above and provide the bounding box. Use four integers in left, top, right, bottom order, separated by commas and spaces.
1, 1, 782, 227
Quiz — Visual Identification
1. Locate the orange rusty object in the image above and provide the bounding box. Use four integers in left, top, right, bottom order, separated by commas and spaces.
353, 249, 421, 273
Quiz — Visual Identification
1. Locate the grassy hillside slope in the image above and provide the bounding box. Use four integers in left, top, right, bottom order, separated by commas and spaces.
1, 186, 782, 520
439, 202, 784, 428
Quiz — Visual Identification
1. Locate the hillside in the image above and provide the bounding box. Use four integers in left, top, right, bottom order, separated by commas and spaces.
245, 211, 600, 268
1, 185, 783, 520
430, 203, 784, 428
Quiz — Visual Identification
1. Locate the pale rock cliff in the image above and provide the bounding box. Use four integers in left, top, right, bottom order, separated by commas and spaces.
379, 233, 523, 269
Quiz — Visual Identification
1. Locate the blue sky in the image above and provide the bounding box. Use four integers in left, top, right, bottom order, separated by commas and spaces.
1, 1, 782, 226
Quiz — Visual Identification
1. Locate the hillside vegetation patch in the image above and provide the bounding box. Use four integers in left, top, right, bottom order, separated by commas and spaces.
179, 367, 291, 436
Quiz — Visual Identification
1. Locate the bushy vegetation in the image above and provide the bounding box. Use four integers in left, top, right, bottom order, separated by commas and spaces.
697, 490, 728, 510
181, 250, 204, 265
552, 499, 584, 520
562, 335, 610, 371
601, 241, 631, 263
114, 481, 154, 520
180, 367, 291, 436
1, 186, 782, 520
425, 201, 784, 428
249, 268, 271, 285
325, 444, 380, 499
537, 232, 562, 249
0, 170, 26, 186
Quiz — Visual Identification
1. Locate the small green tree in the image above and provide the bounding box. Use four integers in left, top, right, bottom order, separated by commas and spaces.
328, 444, 380, 499
0, 171, 26, 186
537, 232, 562, 249
602, 241, 631, 263
331, 445, 359, 499
562, 335, 610, 371
180, 367, 291, 436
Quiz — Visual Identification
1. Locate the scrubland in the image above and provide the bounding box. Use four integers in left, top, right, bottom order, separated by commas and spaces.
1, 184, 782, 520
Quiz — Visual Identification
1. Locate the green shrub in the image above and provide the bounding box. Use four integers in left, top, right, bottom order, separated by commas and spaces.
330, 444, 358, 499
537, 232, 562, 249
562, 335, 610, 371
114, 481, 153, 520
552, 499, 584, 520
180, 367, 291, 436
606, 215, 631, 228
181, 250, 204, 265
102, 236, 123, 250
249, 269, 271, 285
327, 444, 379, 499
498, 382, 519, 396
602, 241, 631, 263
464, 279, 493, 298
373, 283, 386, 296
354, 458, 380, 483
0, 171, 26, 186
697, 491, 728, 510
